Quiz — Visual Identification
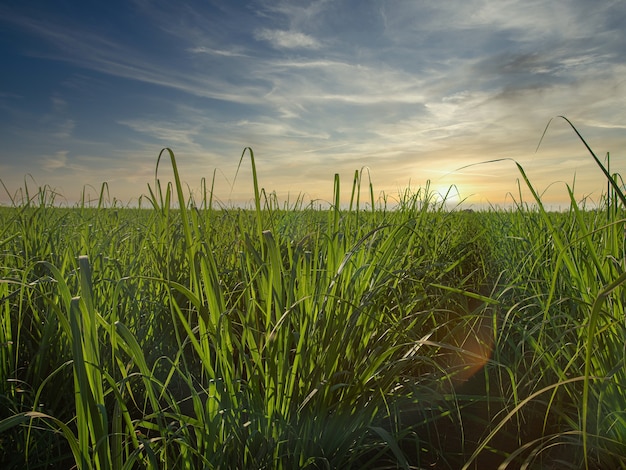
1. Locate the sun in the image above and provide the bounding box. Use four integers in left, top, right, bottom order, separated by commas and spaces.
432, 184, 462, 205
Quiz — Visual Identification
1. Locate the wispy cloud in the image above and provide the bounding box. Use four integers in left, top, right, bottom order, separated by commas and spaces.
42, 151, 69, 171
187, 46, 249, 57
0, 8, 268, 105
254, 28, 321, 49
118, 119, 203, 149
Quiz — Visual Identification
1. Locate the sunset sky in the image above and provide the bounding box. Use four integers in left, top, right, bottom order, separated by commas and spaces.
1, 0, 625, 208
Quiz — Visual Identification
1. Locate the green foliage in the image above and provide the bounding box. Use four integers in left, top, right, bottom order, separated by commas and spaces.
1, 124, 625, 468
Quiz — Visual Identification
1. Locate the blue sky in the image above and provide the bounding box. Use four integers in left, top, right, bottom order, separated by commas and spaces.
1, 0, 625, 207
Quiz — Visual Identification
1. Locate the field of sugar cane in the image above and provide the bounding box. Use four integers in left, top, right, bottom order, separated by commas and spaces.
1, 123, 625, 469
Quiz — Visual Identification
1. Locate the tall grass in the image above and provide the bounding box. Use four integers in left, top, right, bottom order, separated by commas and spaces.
1, 121, 625, 468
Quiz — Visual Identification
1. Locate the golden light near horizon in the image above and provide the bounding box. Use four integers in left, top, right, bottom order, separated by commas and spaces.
430, 184, 462, 206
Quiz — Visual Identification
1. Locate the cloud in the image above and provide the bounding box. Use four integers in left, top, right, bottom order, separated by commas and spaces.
50, 95, 68, 112
254, 28, 321, 49
187, 46, 249, 57
42, 150, 69, 170
118, 119, 202, 149
0, 9, 269, 106
51, 119, 75, 140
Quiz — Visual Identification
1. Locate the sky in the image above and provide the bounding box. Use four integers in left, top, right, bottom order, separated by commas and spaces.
1, 0, 625, 208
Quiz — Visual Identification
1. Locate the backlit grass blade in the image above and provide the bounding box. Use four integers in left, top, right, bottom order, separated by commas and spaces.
581, 271, 626, 468
538, 116, 626, 208
462, 376, 592, 470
